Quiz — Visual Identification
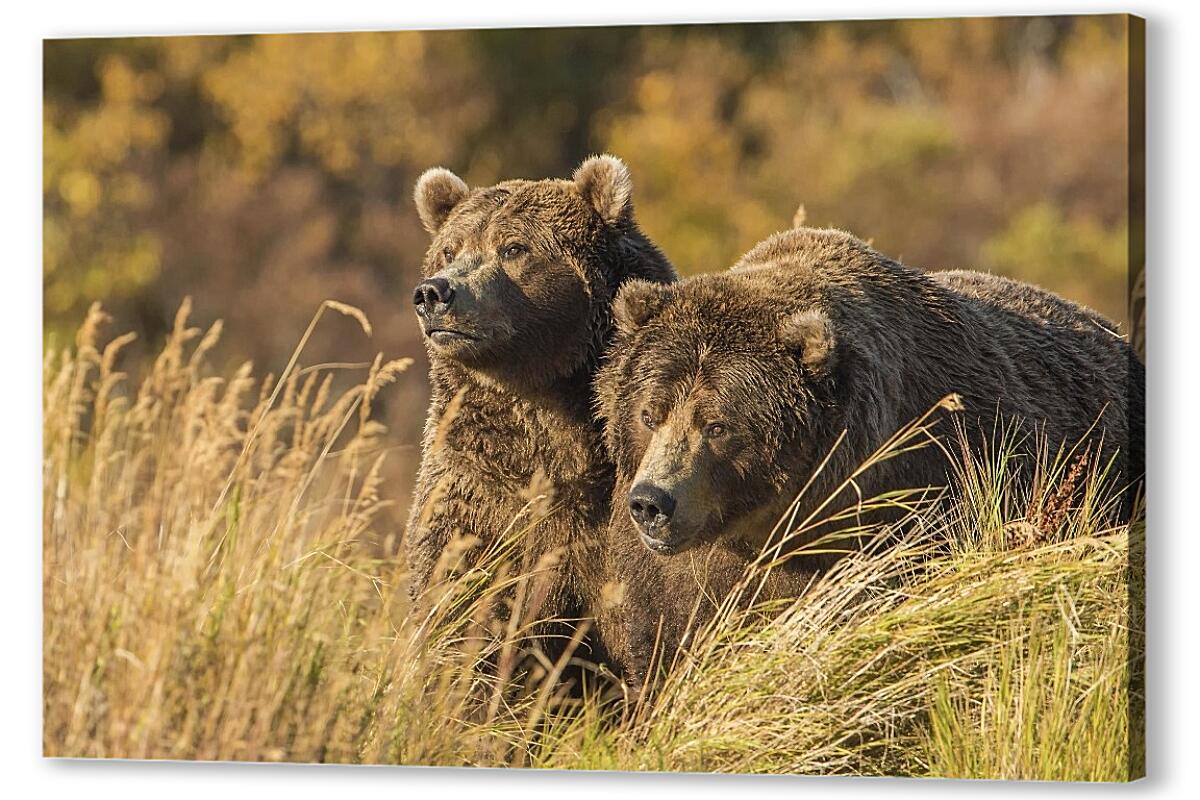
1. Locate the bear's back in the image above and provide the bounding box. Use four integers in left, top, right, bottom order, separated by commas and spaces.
934, 268, 1143, 492
935, 270, 1118, 336
731, 229, 1142, 488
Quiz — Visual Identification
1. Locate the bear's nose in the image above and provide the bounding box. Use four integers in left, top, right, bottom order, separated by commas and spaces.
412, 277, 455, 314
629, 482, 676, 531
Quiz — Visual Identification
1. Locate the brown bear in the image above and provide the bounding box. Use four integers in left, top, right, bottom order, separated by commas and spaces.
597, 226, 1144, 684
405, 155, 676, 667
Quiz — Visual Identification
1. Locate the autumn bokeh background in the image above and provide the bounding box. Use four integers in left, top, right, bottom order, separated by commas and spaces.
43, 16, 1139, 529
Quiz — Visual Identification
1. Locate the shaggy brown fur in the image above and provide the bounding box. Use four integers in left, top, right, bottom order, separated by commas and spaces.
597, 226, 1144, 684
404, 155, 675, 666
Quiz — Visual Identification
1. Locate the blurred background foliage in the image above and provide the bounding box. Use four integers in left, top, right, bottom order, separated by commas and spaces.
43, 16, 1137, 522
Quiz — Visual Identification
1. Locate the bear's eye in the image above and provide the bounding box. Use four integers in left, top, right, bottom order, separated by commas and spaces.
441, 247, 456, 263
500, 242, 528, 260
640, 409, 657, 430
703, 422, 727, 438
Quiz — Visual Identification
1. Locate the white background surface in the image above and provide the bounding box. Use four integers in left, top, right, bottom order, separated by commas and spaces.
1, 1, 1192, 796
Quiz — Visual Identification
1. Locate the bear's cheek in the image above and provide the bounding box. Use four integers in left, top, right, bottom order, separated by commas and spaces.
695, 427, 753, 480
518, 263, 589, 315
724, 442, 772, 492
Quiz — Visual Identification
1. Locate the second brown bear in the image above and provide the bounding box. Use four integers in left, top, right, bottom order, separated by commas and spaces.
597, 226, 1144, 685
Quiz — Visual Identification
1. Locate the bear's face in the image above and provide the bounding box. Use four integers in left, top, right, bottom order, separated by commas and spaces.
412, 156, 635, 386
599, 276, 837, 555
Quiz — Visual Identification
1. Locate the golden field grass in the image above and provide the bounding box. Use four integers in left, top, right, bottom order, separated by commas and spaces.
42, 302, 1143, 779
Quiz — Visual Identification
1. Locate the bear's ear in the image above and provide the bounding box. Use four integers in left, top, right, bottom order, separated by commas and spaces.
414, 167, 469, 234
573, 154, 633, 225
613, 279, 673, 333
779, 308, 835, 373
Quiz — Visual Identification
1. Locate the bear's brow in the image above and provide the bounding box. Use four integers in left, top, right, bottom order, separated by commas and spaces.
699, 355, 780, 409
652, 359, 715, 415
450, 188, 513, 239
475, 188, 511, 208
496, 188, 544, 217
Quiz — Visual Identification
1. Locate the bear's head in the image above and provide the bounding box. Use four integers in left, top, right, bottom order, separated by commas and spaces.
597, 272, 840, 555
411, 155, 670, 387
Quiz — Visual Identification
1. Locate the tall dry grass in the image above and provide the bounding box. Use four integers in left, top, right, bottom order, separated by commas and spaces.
43, 300, 564, 763
43, 303, 1142, 779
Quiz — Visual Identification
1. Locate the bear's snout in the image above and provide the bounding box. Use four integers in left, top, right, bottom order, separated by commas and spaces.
629, 482, 676, 533
412, 276, 456, 314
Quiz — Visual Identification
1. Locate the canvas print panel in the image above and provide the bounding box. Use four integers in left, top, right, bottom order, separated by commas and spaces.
43, 15, 1145, 779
